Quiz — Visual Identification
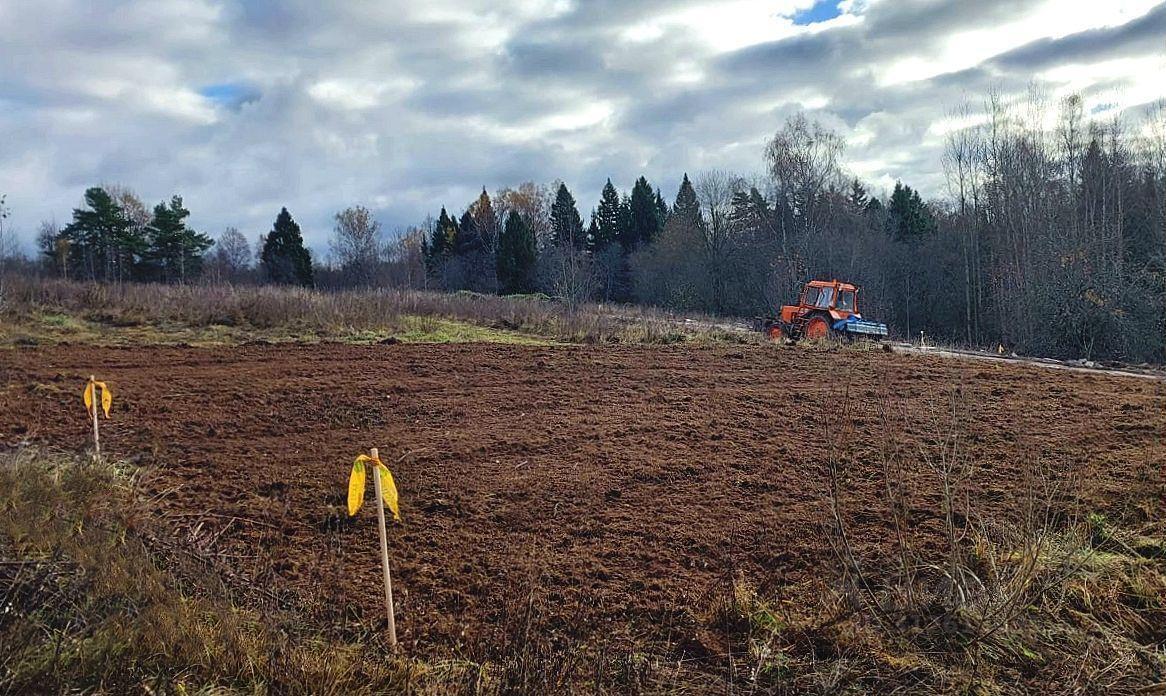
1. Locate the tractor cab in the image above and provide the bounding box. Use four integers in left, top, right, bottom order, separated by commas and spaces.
758, 279, 888, 342
796, 281, 857, 316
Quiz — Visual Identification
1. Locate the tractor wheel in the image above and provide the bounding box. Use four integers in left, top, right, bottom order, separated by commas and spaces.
804, 315, 831, 341
767, 324, 785, 341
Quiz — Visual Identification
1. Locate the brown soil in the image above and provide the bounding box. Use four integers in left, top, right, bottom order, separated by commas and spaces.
2, 342, 1163, 665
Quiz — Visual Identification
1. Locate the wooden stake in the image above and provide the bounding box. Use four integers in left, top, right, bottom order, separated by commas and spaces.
369, 447, 398, 647
89, 375, 101, 464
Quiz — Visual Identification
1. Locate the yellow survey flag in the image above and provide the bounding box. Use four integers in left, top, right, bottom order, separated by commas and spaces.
83, 379, 112, 418
375, 462, 401, 522
98, 382, 112, 417
347, 455, 370, 516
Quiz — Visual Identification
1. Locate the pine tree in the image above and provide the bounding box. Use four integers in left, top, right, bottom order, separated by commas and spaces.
496, 212, 536, 294
260, 207, 314, 285
672, 173, 704, 230
625, 176, 661, 251
588, 179, 623, 253
654, 188, 669, 228
549, 183, 585, 249
59, 187, 142, 281
144, 195, 213, 282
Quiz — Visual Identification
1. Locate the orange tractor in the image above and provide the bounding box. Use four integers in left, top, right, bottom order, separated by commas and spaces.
755, 279, 888, 342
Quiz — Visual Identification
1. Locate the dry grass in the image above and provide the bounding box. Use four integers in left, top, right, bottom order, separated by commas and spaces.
0, 447, 439, 694
0, 276, 752, 348
776, 386, 1166, 694
687, 498, 1166, 693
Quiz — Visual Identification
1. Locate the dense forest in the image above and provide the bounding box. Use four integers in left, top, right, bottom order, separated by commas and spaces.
2, 93, 1163, 362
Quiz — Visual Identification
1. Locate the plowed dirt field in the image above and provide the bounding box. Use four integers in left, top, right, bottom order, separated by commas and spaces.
2, 342, 1163, 665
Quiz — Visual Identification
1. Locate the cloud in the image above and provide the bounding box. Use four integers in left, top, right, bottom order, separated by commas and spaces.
988, 2, 1166, 71
0, 0, 1163, 255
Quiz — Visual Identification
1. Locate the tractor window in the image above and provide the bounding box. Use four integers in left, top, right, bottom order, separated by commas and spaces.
837, 291, 855, 312
816, 288, 834, 309
802, 286, 820, 306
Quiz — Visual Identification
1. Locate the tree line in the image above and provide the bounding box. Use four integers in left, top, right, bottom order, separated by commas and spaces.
407, 97, 1164, 363
3, 91, 1163, 362
21, 188, 316, 287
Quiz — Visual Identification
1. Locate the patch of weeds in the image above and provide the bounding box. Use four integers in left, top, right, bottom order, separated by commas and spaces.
1088, 511, 1112, 546
395, 316, 553, 345
38, 311, 82, 329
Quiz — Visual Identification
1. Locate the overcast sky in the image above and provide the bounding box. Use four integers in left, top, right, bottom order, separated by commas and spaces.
1, 0, 1163, 255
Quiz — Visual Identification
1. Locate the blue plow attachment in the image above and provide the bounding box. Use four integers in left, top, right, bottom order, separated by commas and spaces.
833, 316, 889, 337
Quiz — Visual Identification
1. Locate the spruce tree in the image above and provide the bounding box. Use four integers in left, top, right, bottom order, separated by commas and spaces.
549, 183, 585, 250
260, 207, 314, 285
654, 188, 669, 227
588, 179, 623, 253
726, 186, 773, 238
888, 182, 910, 236
728, 189, 754, 231
496, 212, 536, 294
425, 207, 458, 272
455, 208, 495, 292
911, 189, 935, 235
456, 210, 480, 255
672, 173, 704, 230
626, 176, 661, 251
888, 182, 936, 241
749, 187, 769, 215
847, 178, 869, 211
619, 193, 632, 249
145, 195, 212, 282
